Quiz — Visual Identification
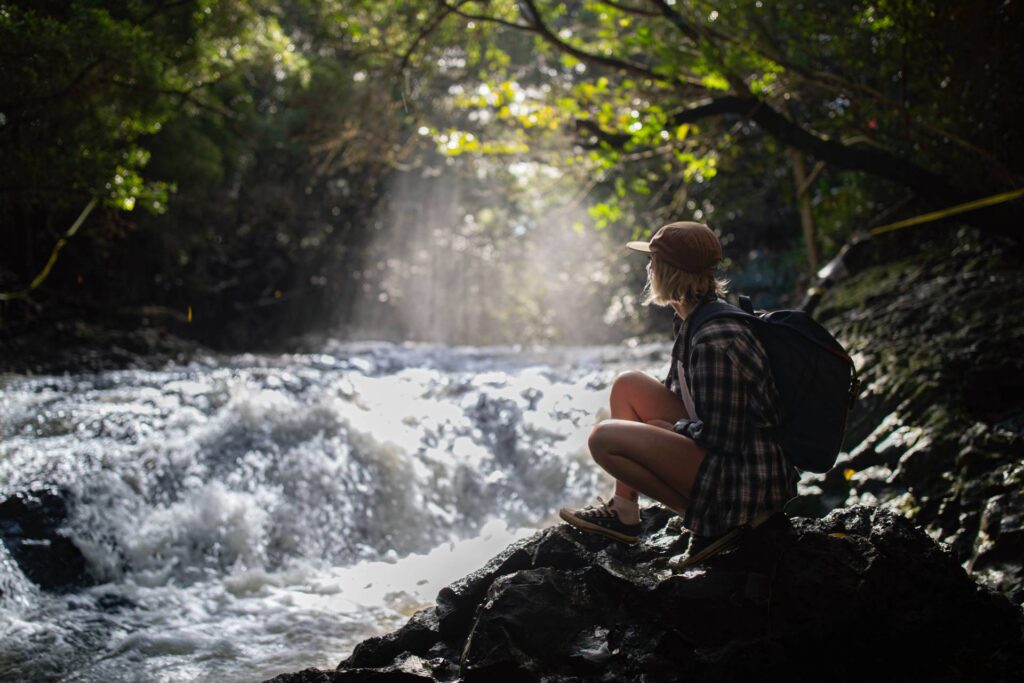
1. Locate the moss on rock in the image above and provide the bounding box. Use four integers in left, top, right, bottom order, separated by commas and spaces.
809, 224, 1024, 605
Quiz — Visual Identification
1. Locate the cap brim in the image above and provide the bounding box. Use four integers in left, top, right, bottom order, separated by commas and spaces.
625, 240, 652, 253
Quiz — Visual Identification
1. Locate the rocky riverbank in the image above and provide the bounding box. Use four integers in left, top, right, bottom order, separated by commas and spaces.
268, 506, 1023, 682
0, 317, 200, 377
802, 225, 1024, 605
265, 224, 1024, 682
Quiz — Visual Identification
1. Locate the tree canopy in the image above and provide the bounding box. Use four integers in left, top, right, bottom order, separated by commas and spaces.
2, 1, 1020, 347
388, 1, 1021, 257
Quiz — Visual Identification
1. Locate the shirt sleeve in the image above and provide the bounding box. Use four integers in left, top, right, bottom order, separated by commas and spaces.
671, 339, 749, 454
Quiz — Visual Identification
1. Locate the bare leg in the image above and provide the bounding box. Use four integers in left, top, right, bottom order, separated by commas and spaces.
589, 419, 705, 516
605, 371, 690, 504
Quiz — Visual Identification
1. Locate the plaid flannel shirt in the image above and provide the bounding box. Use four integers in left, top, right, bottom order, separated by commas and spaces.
665, 306, 798, 538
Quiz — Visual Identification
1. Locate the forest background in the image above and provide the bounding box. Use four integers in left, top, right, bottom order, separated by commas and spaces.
2, 0, 1021, 350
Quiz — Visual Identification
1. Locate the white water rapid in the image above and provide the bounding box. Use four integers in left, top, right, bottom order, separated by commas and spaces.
0, 341, 668, 682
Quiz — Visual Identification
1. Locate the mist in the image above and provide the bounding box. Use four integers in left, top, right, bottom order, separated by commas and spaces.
346, 162, 648, 347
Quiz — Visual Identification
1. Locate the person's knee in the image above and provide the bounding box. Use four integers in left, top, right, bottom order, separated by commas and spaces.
610, 370, 646, 402
588, 421, 613, 462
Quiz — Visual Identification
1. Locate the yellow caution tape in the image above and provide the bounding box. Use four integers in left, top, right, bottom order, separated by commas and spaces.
870, 187, 1024, 236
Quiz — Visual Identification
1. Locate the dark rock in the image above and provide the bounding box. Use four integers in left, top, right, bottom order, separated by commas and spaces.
0, 488, 94, 592
964, 362, 1024, 420
798, 229, 1024, 603
264, 662, 436, 682
434, 535, 535, 640
267, 505, 1024, 683
893, 435, 958, 496
0, 318, 200, 376
969, 491, 1024, 605
432, 507, 679, 643
343, 608, 441, 669
460, 565, 637, 680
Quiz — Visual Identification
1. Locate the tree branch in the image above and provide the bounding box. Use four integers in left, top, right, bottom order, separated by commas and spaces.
440, 1, 697, 87
697, 97, 964, 203
653, 0, 1009, 180
438, 0, 704, 88
399, 1, 473, 74
646, 0, 701, 44
519, 0, 667, 83
578, 95, 964, 204
647, 0, 756, 91
0, 197, 98, 302
596, 1, 661, 17
575, 119, 631, 148
441, 3, 530, 31
98, 76, 238, 120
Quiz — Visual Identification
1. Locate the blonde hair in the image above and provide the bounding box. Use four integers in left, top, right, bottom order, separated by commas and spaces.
641, 255, 729, 306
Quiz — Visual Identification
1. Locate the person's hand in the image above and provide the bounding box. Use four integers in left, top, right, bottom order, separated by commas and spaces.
645, 418, 674, 431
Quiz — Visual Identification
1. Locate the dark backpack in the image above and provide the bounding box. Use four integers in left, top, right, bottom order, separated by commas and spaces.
680, 295, 861, 473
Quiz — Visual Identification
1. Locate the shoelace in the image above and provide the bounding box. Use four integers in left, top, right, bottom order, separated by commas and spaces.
581, 496, 616, 518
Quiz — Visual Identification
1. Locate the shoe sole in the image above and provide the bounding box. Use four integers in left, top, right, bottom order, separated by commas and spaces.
559, 508, 639, 544
669, 510, 777, 570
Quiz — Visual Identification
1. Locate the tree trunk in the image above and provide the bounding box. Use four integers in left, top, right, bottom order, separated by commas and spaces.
788, 147, 820, 275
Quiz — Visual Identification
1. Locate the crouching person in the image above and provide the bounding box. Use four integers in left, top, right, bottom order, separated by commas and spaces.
559, 222, 797, 561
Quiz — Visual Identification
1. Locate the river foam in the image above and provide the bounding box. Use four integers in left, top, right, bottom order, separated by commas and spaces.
0, 341, 668, 681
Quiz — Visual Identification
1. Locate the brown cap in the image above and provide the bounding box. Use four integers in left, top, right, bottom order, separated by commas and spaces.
626, 221, 722, 274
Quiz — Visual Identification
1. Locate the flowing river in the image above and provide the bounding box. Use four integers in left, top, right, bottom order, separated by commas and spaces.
0, 341, 670, 682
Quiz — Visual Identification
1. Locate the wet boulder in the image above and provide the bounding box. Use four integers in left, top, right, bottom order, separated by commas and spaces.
795, 229, 1024, 604
969, 491, 1024, 605
266, 505, 1024, 682
0, 488, 94, 592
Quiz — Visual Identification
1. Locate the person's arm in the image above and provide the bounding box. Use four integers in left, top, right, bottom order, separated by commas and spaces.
671, 338, 750, 454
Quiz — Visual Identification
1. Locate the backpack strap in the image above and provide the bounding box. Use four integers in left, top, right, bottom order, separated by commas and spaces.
678, 298, 758, 387
681, 299, 757, 361
683, 296, 864, 411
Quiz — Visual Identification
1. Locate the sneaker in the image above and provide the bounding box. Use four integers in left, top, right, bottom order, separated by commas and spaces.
559, 496, 642, 544
668, 510, 778, 570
